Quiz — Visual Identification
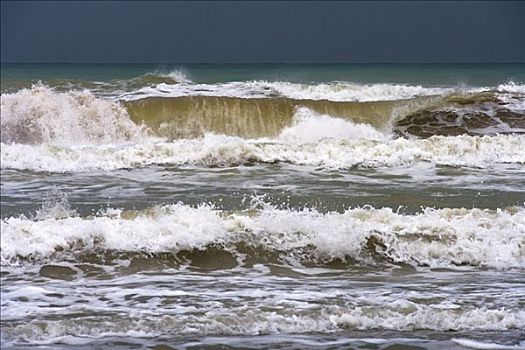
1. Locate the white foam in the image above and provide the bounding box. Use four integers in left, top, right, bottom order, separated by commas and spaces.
0, 85, 147, 145
265, 81, 456, 102
2, 306, 524, 344
145, 69, 192, 84
493, 82, 525, 114
453, 338, 525, 349
2, 204, 524, 269
497, 82, 525, 94
498, 95, 525, 113
117, 81, 458, 102
0, 204, 225, 264
2, 131, 523, 172
278, 107, 386, 143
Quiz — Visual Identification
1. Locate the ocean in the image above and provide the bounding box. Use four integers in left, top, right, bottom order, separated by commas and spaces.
1, 63, 524, 349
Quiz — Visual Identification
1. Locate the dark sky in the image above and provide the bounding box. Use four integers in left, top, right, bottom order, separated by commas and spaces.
1, 1, 524, 63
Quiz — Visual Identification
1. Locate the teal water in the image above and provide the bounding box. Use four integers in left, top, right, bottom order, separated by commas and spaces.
2, 63, 525, 88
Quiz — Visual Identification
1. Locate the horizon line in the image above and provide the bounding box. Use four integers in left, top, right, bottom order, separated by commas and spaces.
2, 61, 525, 65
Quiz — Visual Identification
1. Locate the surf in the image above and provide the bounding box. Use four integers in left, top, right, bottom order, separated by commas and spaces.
2, 200, 524, 269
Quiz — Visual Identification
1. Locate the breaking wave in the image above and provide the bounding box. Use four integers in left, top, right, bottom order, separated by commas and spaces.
0, 85, 146, 145
1, 84, 523, 172
118, 80, 458, 102
124, 94, 462, 138
126, 70, 193, 88
2, 84, 524, 143
2, 130, 524, 172
2, 201, 524, 269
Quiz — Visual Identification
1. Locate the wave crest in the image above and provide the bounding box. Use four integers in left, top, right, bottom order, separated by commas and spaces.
2, 202, 524, 269
118, 81, 458, 102
0, 85, 147, 145
2, 132, 523, 172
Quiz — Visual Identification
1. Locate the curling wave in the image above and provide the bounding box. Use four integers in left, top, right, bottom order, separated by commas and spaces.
1, 85, 524, 172
123, 94, 437, 138
2, 84, 523, 144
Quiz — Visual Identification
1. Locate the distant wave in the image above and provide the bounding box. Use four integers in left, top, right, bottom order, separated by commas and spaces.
132, 69, 193, 86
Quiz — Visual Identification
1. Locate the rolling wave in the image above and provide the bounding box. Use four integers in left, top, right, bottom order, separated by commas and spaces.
2, 125, 524, 172
2, 84, 523, 143
2, 201, 524, 269
0, 85, 146, 145
117, 80, 457, 102
123, 95, 415, 138
1, 84, 523, 172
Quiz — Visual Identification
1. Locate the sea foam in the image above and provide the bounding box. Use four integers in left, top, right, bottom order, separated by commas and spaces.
118, 80, 460, 102
2, 131, 523, 172
0, 85, 146, 145
2, 306, 523, 344
2, 203, 524, 269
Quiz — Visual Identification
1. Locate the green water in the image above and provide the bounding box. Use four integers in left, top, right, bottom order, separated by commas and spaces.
2, 63, 525, 89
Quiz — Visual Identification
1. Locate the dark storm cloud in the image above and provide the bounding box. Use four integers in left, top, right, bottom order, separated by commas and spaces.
1, 1, 524, 63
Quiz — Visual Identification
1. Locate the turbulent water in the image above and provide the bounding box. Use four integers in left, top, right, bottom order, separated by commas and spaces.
1, 64, 525, 349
